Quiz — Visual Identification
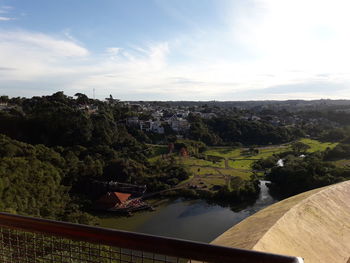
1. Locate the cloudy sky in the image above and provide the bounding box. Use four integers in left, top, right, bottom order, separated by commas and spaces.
1, 0, 350, 100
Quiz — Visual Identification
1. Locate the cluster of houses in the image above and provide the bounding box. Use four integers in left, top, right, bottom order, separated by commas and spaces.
127, 114, 191, 134
125, 104, 219, 134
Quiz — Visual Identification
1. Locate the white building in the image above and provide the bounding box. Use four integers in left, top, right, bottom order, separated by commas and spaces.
140, 120, 165, 134
167, 115, 190, 132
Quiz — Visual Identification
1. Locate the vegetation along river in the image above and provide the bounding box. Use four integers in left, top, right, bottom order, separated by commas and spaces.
98, 180, 277, 242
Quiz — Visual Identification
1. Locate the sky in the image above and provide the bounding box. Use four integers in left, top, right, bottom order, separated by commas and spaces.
1, 0, 350, 100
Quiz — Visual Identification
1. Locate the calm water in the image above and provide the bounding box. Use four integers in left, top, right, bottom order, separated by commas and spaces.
99, 180, 277, 242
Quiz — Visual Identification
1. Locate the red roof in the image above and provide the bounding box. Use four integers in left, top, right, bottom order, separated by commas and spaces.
95, 192, 131, 209
112, 192, 131, 203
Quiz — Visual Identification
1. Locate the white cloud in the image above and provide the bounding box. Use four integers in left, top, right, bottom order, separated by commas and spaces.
0, 30, 89, 84
0, 16, 13, 21
3, 1, 350, 100
0, 5, 14, 21
0, 31, 89, 57
0, 30, 175, 99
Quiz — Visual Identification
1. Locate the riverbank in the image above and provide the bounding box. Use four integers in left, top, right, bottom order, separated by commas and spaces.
97, 181, 277, 242
97, 199, 169, 231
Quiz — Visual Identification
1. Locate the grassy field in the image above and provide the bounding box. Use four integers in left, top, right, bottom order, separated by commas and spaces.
204, 148, 241, 158
228, 148, 288, 170
148, 138, 338, 194
189, 166, 218, 175
299, 138, 338, 152
219, 169, 251, 179
190, 176, 226, 190
180, 157, 225, 168
205, 145, 288, 157
255, 147, 290, 158
228, 159, 253, 170
188, 166, 252, 180
200, 177, 226, 186
230, 170, 252, 180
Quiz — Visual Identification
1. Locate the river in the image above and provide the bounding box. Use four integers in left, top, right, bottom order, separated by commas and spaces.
98, 180, 278, 242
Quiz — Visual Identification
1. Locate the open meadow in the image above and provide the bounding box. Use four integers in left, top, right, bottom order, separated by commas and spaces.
148, 138, 340, 194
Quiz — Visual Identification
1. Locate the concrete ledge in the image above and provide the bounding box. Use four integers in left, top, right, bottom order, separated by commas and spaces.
212, 181, 350, 263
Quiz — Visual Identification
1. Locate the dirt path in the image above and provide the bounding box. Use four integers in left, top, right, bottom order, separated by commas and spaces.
224, 158, 229, 168
215, 167, 231, 185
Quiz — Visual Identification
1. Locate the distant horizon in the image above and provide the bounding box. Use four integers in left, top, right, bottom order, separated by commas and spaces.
3, 91, 350, 103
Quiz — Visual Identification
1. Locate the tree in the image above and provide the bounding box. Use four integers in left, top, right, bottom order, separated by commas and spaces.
51, 91, 67, 103
103, 158, 145, 183
0, 157, 68, 218
266, 154, 348, 197
291, 142, 310, 154
74, 93, 89, 105
0, 95, 9, 103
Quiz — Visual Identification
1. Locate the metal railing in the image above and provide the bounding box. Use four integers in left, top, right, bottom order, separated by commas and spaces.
0, 212, 302, 263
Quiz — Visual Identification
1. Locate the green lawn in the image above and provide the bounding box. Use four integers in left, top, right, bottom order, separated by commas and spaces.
200, 177, 226, 185
180, 157, 225, 168
205, 145, 288, 160
204, 148, 241, 158
254, 146, 290, 158
230, 170, 252, 180
193, 177, 227, 190
299, 138, 338, 152
150, 139, 338, 191
189, 166, 219, 175
228, 159, 253, 170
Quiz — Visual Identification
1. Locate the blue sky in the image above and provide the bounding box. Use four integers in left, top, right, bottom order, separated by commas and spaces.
1, 0, 350, 100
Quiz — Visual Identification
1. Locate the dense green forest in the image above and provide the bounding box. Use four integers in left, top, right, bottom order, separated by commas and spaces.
0, 93, 301, 147
186, 112, 301, 146
2, 92, 350, 222
0, 93, 194, 223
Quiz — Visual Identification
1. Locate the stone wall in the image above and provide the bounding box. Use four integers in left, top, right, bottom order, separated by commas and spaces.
212, 181, 350, 263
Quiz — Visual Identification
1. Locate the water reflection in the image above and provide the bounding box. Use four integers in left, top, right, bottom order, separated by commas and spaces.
133, 180, 277, 242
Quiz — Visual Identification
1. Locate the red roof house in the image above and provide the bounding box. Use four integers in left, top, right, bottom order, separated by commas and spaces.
95, 192, 131, 210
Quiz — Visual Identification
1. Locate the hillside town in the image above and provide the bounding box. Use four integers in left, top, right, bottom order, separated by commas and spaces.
0, 97, 341, 138
121, 100, 339, 135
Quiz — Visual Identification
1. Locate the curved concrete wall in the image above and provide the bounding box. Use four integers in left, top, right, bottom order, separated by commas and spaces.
212, 181, 350, 263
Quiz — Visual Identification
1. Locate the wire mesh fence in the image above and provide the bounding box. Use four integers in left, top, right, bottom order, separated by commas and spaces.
0, 227, 191, 263
0, 212, 302, 263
